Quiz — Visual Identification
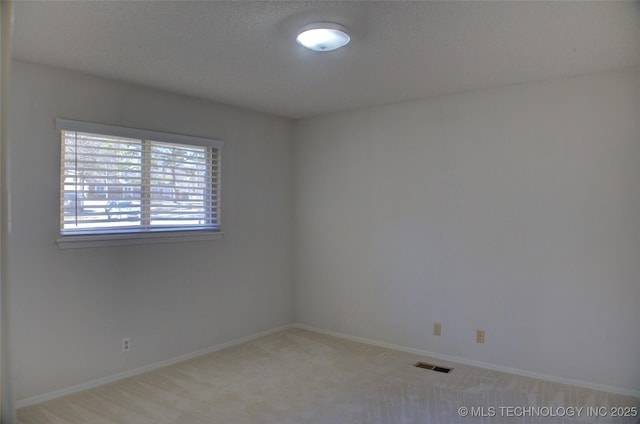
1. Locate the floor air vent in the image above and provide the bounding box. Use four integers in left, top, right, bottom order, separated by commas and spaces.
414, 361, 453, 374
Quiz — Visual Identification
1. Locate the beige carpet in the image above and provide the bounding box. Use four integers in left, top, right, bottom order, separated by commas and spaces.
18, 329, 640, 423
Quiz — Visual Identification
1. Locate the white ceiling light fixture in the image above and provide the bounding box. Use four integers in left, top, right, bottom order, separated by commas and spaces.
296, 22, 351, 52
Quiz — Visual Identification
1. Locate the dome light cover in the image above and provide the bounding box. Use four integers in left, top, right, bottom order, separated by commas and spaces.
296, 23, 350, 52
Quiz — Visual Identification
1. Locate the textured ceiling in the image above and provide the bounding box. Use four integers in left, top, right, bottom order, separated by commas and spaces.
12, 1, 640, 119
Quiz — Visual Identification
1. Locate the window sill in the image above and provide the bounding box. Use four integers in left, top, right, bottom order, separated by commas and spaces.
57, 230, 224, 250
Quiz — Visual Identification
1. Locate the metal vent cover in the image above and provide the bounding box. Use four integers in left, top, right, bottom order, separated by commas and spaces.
414, 361, 453, 374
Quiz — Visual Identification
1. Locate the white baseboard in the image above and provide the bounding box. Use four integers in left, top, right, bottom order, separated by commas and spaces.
17, 322, 639, 409
293, 323, 640, 399
16, 324, 294, 409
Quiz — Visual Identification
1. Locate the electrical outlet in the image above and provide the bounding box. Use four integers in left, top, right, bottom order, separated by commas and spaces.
122, 337, 131, 352
476, 330, 485, 344
433, 322, 441, 336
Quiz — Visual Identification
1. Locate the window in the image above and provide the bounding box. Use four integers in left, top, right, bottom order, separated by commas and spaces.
57, 119, 223, 247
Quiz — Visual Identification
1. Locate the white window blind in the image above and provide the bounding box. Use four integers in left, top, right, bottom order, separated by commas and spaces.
58, 119, 222, 237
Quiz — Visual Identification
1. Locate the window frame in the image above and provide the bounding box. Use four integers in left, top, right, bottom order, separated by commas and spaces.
56, 119, 224, 249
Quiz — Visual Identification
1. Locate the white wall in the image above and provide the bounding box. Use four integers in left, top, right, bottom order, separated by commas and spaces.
294, 69, 640, 392
8, 60, 293, 400
8, 60, 640, 402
